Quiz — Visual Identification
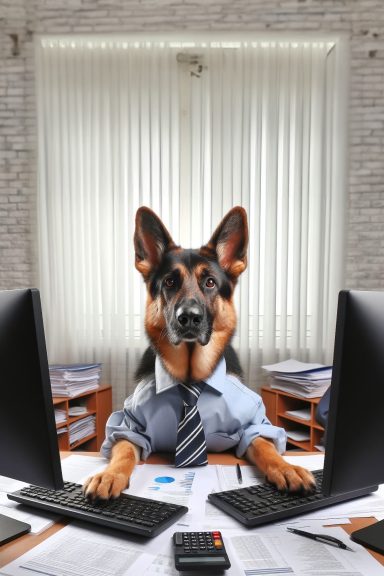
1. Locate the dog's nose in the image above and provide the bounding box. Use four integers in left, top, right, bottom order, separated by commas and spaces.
176, 302, 203, 328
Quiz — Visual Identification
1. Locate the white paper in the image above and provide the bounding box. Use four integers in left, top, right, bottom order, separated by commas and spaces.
283, 453, 324, 470
216, 464, 265, 491
285, 408, 312, 420
286, 430, 311, 441
0, 494, 58, 534
262, 359, 328, 374
60, 454, 108, 483
1, 523, 155, 576
227, 525, 384, 576
271, 380, 330, 398
0, 475, 58, 534
128, 464, 218, 515
0, 476, 26, 494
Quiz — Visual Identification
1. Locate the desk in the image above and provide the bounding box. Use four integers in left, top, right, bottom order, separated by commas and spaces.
1, 452, 383, 568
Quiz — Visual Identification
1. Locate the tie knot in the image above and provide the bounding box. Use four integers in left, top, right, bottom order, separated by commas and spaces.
178, 382, 204, 406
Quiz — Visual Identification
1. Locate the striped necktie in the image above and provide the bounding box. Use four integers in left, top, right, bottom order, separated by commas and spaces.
175, 382, 208, 467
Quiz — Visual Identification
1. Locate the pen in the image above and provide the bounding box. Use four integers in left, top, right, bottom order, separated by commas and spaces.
236, 463, 243, 484
287, 527, 354, 551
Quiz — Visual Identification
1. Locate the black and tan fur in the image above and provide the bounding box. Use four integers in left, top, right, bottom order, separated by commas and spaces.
84, 207, 315, 500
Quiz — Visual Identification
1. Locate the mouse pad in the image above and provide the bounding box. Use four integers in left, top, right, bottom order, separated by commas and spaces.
351, 520, 384, 555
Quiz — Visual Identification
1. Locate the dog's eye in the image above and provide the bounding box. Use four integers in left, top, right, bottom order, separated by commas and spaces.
205, 277, 216, 288
164, 277, 175, 288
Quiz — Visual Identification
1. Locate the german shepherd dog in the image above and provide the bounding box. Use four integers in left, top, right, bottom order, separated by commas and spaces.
84, 206, 315, 499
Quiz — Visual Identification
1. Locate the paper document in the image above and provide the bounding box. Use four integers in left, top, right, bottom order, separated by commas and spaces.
262, 359, 330, 374
225, 525, 384, 576
68, 414, 96, 445
285, 408, 311, 420
216, 464, 265, 491
263, 358, 332, 398
0, 493, 58, 534
128, 464, 217, 515
283, 454, 324, 470
61, 454, 108, 483
0, 475, 58, 534
286, 430, 311, 442
54, 408, 66, 423
271, 380, 330, 398
1, 523, 156, 576
49, 363, 102, 397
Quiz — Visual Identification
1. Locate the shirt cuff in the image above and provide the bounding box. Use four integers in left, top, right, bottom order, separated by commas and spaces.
236, 423, 287, 458
100, 409, 152, 461
101, 431, 151, 461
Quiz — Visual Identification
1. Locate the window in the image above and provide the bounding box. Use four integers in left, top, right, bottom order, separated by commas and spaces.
35, 34, 348, 406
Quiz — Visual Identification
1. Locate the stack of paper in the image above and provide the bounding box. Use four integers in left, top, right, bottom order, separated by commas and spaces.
54, 408, 66, 424
69, 415, 96, 445
49, 363, 102, 397
68, 406, 88, 416
263, 359, 332, 398
285, 407, 311, 421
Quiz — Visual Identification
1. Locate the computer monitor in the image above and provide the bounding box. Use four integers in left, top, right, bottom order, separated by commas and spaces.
323, 289, 384, 496
0, 288, 63, 543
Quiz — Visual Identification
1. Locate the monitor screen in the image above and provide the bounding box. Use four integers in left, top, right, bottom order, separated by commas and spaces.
322, 290, 384, 496
0, 288, 63, 490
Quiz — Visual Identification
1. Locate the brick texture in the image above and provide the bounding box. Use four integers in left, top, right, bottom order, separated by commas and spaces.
1, 0, 384, 290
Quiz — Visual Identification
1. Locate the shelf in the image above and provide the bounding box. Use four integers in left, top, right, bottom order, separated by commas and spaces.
53, 385, 112, 452
56, 421, 68, 430
261, 386, 325, 453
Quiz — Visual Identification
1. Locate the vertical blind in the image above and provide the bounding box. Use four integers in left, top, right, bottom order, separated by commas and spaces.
35, 36, 348, 408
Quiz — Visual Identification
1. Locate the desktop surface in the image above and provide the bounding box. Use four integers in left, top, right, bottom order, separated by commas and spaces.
1, 452, 384, 569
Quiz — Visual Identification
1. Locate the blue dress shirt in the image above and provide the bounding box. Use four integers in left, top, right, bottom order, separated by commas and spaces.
101, 357, 287, 461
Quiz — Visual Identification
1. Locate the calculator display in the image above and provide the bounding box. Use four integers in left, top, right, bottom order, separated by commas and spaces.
179, 556, 227, 563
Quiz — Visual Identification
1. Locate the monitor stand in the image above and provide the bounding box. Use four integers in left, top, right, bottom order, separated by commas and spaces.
351, 520, 384, 554
0, 513, 31, 546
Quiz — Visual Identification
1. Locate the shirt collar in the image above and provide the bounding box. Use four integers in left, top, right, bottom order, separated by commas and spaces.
155, 355, 227, 395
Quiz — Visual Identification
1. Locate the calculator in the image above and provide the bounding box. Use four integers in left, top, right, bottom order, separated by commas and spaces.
173, 530, 231, 571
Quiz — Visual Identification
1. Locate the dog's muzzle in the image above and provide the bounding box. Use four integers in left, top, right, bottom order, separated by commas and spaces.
171, 299, 210, 345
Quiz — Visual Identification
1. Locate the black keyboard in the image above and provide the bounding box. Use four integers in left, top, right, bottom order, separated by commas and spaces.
8, 481, 188, 538
208, 470, 377, 527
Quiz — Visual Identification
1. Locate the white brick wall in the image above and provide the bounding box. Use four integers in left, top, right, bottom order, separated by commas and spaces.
1, 0, 384, 290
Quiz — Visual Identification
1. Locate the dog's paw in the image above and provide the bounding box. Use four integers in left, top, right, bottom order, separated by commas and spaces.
265, 463, 316, 493
83, 470, 130, 500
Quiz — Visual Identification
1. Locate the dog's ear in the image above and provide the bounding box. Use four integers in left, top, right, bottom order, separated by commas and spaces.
200, 206, 248, 278
134, 207, 177, 279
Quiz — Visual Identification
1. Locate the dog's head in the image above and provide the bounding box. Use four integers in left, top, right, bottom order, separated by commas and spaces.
134, 206, 248, 379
